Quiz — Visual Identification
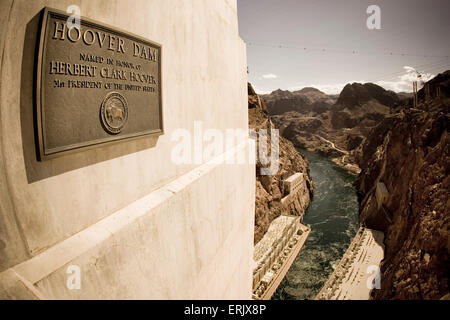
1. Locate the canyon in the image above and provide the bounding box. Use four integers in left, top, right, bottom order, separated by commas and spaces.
262, 83, 412, 175
252, 70, 449, 300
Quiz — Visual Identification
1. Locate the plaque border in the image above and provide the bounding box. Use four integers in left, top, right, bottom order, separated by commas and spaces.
36, 7, 164, 160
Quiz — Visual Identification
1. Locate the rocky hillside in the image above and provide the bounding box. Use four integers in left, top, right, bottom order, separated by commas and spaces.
355, 71, 450, 299
267, 83, 399, 174
261, 87, 337, 116
336, 82, 399, 109
248, 83, 314, 244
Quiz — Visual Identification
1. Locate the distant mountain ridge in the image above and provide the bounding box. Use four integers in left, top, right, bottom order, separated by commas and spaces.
261, 87, 337, 116
265, 82, 407, 173
262, 82, 409, 117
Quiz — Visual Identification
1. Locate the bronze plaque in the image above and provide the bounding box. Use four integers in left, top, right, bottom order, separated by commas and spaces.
36, 8, 163, 159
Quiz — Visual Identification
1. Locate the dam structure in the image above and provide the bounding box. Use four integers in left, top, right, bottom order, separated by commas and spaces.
252, 216, 310, 300
316, 227, 385, 300
0, 0, 254, 299
252, 172, 311, 300
280, 172, 308, 206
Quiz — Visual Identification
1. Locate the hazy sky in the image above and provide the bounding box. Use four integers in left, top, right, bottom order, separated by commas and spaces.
237, 0, 450, 94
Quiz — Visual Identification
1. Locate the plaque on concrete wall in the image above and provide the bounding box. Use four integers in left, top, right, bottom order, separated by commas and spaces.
36, 8, 163, 159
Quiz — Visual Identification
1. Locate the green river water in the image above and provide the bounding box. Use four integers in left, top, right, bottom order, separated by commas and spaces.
273, 149, 359, 300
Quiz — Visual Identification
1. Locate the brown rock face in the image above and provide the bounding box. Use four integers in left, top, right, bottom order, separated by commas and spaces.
248, 83, 314, 244
337, 82, 399, 109
346, 134, 364, 151
330, 110, 359, 129
355, 71, 450, 299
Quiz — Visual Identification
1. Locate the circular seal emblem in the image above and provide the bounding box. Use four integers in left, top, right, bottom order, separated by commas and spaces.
100, 92, 128, 134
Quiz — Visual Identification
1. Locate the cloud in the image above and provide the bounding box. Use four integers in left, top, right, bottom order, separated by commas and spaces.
374, 66, 435, 92
252, 84, 270, 95
262, 73, 278, 79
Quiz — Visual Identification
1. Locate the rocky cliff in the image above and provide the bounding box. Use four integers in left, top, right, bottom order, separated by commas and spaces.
355, 71, 450, 299
248, 83, 314, 244
336, 82, 399, 109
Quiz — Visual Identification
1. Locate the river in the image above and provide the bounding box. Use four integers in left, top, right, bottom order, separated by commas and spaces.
272, 148, 359, 300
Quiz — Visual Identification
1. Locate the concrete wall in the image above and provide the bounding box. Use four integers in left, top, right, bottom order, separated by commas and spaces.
0, 0, 254, 299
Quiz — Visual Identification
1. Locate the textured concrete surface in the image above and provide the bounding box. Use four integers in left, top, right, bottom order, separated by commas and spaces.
0, 0, 253, 299
252, 216, 310, 300
316, 228, 384, 300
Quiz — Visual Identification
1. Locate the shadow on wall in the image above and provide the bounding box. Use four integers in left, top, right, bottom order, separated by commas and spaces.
20, 9, 160, 184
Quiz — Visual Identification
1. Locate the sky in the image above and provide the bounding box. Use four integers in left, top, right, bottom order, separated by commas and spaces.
237, 0, 450, 94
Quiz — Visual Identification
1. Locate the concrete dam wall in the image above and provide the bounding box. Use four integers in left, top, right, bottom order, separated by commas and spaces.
0, 0, 254, 299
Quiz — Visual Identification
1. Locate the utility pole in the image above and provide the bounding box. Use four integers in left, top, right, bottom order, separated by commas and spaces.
413, 81, 418, 108
411, 68, 424, 109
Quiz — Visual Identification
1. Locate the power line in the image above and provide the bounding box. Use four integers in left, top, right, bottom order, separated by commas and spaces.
246, 42, 450, 59
247, 41, 450, 84
246, 41, 450, 91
